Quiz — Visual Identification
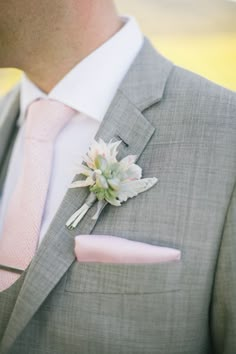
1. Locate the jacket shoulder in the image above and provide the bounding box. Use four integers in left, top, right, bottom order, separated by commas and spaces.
0, 84, 20, 106
0, 84, 20, 127
166, 65, 236, 109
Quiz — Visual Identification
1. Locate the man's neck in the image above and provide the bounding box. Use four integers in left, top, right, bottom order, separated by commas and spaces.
22, 2, 123, 93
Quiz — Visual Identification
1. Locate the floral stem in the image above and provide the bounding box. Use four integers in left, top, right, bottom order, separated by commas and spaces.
66, 192, 97, 230
91, 200, 108, 220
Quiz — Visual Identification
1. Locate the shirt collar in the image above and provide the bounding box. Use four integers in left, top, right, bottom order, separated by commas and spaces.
19, 16, 143, 126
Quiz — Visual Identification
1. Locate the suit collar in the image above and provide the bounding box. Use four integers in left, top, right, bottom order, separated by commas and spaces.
0, 39, 173, 352
119, 38, 173, 110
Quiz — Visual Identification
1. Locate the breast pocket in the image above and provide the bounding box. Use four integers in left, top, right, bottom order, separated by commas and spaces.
65, 261, 183, 294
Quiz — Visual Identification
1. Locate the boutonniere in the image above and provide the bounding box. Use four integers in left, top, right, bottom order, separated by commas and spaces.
66, 139, 158, 230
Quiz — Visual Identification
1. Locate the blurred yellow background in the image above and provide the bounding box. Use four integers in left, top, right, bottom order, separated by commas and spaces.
0, 0, 236, 95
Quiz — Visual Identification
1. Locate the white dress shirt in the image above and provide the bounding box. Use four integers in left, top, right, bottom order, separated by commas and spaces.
0, 16, 143, 244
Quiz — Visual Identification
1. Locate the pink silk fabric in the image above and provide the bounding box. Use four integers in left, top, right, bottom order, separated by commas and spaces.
75, 235, 181, 264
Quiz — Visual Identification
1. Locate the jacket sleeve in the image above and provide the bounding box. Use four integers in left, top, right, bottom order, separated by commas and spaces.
210, 182, 236, 353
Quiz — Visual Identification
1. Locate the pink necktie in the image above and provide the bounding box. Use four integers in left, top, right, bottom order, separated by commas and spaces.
0, 99, 75, 292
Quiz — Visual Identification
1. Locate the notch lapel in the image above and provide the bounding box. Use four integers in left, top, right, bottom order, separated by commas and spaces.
1, 39, 173, 352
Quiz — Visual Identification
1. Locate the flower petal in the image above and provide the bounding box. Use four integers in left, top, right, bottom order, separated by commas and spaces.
83, 154, 95, 169
75, 164, 93, 177
70, 177, 95, 188
119, 155, 137, 169
107, 178, 120, 191
125, 164, 142, 180
105, 196, 121, 206
108, 139, 122, 161
118, 177, 158, 202
96, 175, 109, 189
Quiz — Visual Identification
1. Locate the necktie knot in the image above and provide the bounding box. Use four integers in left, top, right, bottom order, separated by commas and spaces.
25, 99, 76, 142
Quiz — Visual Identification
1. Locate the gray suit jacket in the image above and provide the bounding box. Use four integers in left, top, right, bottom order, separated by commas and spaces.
0, 39, 236, 354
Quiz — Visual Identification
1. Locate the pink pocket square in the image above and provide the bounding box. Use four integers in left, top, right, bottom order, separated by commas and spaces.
74, 235, 181, 264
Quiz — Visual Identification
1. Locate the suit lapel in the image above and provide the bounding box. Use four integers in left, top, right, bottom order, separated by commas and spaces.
1, 39, 173, 351
0, 85, 20, 196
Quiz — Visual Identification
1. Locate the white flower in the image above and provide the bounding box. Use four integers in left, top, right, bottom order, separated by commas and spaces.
66, 139, 158, 230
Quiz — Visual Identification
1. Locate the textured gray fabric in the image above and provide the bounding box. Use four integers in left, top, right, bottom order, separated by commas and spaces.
0, 38, 236, 354
0, 86, 20, 197
0, 275, 26, 344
